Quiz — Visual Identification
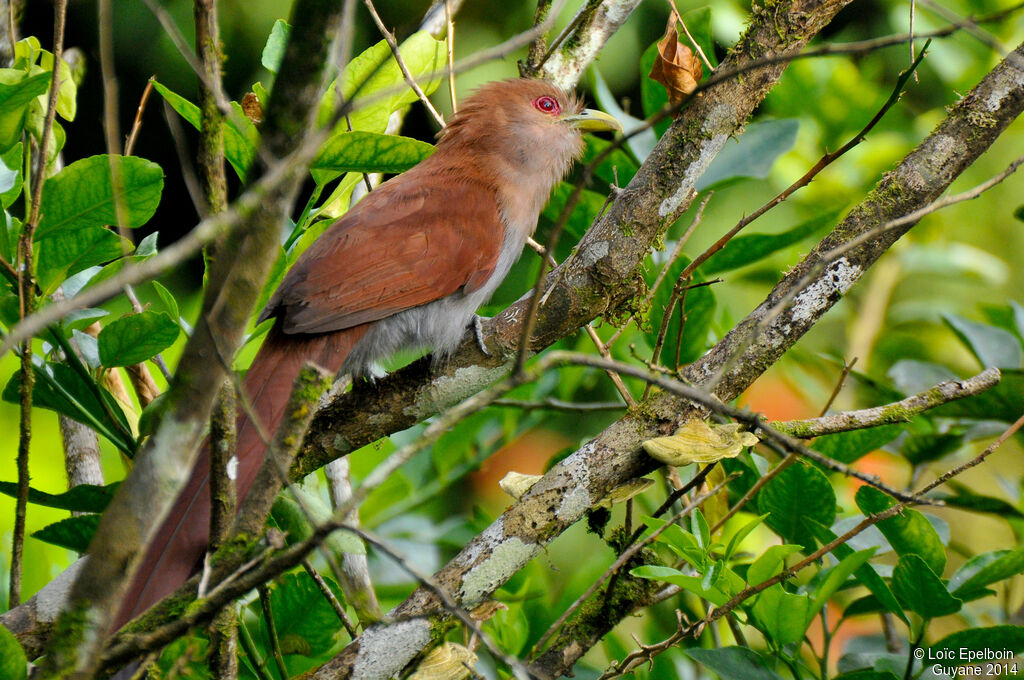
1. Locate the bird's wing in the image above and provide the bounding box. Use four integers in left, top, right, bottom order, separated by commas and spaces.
261, 175, 505, 335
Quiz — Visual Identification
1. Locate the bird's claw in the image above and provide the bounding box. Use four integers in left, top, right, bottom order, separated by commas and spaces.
473, 315, 492, 357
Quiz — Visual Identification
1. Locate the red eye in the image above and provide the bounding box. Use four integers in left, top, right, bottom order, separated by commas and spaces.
533, 95, 561, 115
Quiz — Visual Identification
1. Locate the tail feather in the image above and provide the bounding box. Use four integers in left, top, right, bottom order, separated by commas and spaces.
114, 322, 368, 629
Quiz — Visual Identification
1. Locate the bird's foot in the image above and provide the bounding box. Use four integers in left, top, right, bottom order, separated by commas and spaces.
473, 315, 492, 357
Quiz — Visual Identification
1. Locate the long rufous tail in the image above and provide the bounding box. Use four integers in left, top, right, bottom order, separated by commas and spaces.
114, 322, 368, 629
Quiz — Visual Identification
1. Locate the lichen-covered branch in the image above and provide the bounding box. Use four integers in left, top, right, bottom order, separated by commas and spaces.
37, 2, 349, 676
309, 33, 1024, 680
774, 368, 1001, 438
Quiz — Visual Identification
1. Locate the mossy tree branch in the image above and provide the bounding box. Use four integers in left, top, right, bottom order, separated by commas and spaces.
37, 1, 350, 676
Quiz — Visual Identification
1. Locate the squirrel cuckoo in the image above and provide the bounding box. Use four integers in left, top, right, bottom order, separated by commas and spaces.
115, 78, 620, 628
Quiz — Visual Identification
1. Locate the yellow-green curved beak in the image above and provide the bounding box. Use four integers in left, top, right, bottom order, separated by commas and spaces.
561, 108, 622, 133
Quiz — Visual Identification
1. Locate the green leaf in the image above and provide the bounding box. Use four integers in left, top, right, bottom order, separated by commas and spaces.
0, 142, 22, 209
833, 672, 899, 680
639, 42, 671, 139
261, 19, 291, 73
35, 226, 130, 294
310, 131, 434, 184
593, 66, 657, 161
335, 32, 445, 133
646, 255, 716, 368
948, 547, 1024, 598
752, 584, 812, 646
891, 554, 961, 618
683, 647, 785, 680
758, 462, 836, 552
630, 564, 739, 606
98, 310, 179, 367
930, 484, 1024, 520
747, 544, 803, 585
810, 548, 877, 615
808, 520, 909, 625
898, 432, 963, 465
697, 119, 800, 190
0, 70, 51, 152
152, 80, 256, 178
680, 8, 717, 68
0, 481, 116, 513
488, 599, 531, 656
39, 49, 77, 121
31, 513, 100, 553
264, 572, 344, 656
35, 155, 163, 239
702, 209, 838, 274
0, 624, 27, 680
724, 513, 767, 560
151, 280, 180, 323
2, 361, 135, 454
943, 313, 1023, 368
0, 209, 18, 263
928, 625, 1024, 662
813, 424, 904, 464
855, 486, 945, 575
580, 136, 639, 187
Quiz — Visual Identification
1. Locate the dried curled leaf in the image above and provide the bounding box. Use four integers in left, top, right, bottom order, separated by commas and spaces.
648, 11, 703, 111
499, 471, 542, 500
242, 92, 263, 125
593, 478, 654, 510
643, 420, 759, 466
469, 600, 508, 621
408, 643, 478, 680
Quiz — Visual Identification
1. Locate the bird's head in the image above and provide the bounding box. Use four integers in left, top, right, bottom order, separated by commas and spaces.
438, 79, 621, 191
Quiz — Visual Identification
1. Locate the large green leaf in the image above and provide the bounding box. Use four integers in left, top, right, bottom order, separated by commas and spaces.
35, 155, 163, 239
334, 32, 445, 133
758, 462, 836, 552
97, 310, 179, 367
683, 647, 785, 680
809, 520, 909, 625
35, 226, 129, 294
2, 361, 135, 454
891, 554, 961, 618
928, 625, 1024, 661
702, 210, 839, 275
262, 572, 344, 656
813, 424, 904, 464
0, 70, 51, 152
630, 564, 739, 606
152, 80, 257, 179
261, 19, 290, 73
0, 142, 22, 209
0, 480, 116, 513
0, 624, 27, 680
944, 313, 1022, 369
541, 182, 610, 242
948, 547, 1024, 598
32, 514, 101, 553
856, 486, 945, 575
752, 584, 812, 646
697, 119, 800, 190
310, 131, 434, 184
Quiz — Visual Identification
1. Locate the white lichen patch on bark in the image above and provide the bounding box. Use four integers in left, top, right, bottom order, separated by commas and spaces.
351, 618, 432, 680
789, 257, 862, 327
458, 536, 538, 608
543, 0, 642, 90
982, 62, 1024, 112
658, 104, 735, 218
898, 134, 966, 190
407, 362, 512, 420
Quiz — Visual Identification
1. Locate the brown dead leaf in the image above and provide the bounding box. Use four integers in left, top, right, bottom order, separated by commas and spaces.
241, 92, 263, 125
648, 11, 703, 112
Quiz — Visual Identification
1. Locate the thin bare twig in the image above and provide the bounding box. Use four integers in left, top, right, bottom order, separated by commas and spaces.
302, 559, 359, 638
11, 0, 69, 610
444, 0, 457, 113
363, 0, 446, 128
820, 357, 857, 416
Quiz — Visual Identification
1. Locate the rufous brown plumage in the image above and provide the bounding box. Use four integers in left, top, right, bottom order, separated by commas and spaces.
115, 78, 620, 628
